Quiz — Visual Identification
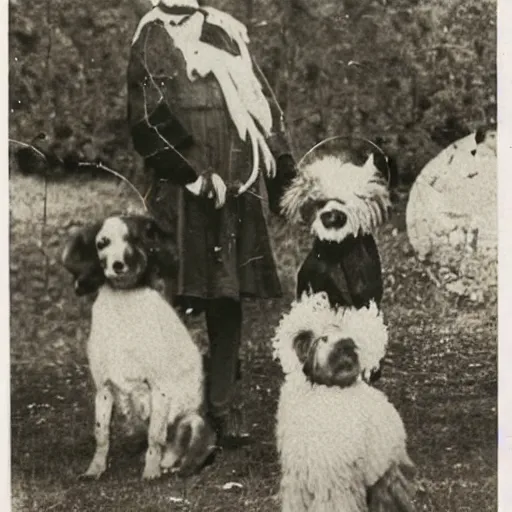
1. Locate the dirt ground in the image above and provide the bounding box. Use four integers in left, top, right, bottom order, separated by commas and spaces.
10, 174, 496, 511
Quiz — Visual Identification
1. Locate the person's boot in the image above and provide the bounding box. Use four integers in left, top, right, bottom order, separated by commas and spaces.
221, 359, 250, 447
209, 405, 251, 449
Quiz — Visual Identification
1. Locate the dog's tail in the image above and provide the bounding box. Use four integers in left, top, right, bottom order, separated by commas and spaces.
178, 414, 218, 477
367, 454, 417, 512
162, 413, 217, 478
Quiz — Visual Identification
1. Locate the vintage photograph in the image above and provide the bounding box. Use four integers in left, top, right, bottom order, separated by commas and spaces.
9, 0, 497, 510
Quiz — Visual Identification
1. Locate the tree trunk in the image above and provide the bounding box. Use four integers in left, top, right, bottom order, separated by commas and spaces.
245, 0, 254, 29
277, 0, 293, 122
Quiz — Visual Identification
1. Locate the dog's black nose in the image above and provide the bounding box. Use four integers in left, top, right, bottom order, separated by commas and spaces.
113, 261, 125, 274
320, 210, 347, 229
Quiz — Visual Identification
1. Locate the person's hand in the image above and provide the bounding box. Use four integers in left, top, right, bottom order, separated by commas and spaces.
208, 173, 227, 209
185, 176, 203, 196
185, 173, 227, 209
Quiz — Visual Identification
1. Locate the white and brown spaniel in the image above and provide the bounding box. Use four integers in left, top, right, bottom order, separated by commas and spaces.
62, 214, 216, 480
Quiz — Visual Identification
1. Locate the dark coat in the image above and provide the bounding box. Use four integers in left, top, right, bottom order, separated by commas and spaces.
127, 15, 295, 308
296, 234, 384, 310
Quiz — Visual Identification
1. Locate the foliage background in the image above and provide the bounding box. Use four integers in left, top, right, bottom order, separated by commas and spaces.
9, 0, 496, 189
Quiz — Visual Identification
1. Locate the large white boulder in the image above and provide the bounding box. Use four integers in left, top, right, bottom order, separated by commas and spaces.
406, 130, 497, 302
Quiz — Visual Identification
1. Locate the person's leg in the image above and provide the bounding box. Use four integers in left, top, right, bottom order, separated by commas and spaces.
204, 298, 248, 444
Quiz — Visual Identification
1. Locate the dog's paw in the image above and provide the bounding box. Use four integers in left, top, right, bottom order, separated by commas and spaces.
142, 463, 162, 480
78, 472, 102, 481
161, 466, 180, 475
160, 447, 180, 471
79, 463, 106, 480
176, 444, 219, 478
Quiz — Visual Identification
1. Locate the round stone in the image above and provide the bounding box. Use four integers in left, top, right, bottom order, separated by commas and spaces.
406, 130, 496, 302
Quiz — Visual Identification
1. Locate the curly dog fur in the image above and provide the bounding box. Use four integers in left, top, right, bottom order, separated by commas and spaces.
272, 293, 416, 512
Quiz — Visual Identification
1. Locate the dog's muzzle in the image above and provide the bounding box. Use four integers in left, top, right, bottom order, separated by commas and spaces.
327, 342, 358, 373
320, 210, 347, 229
112, 260, 126, 275
104, 260, 128, 280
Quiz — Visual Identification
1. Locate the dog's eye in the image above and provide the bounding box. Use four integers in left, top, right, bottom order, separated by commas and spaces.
319, 336, 328, 343
96, 237, 110, 250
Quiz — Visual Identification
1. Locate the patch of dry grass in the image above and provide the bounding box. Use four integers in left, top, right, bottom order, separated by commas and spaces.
10, 174, 496, 511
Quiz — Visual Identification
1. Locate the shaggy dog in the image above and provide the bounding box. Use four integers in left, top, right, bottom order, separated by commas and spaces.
280, 151, 392, 382
280, 152, 391, 311
272, 293, 416, 512
62, 215, 216, 480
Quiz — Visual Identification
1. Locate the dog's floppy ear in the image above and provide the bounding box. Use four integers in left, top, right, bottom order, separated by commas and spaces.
293, 329, 318, 381
62, 222, 105, 296
292, 329, 315, 364
142, 217, 179, 277
365, 149, 397, 190
301, 333, 323, 380
142, 216, 170, 240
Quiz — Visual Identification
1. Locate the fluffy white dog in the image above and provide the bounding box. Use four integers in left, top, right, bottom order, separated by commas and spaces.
272, 293, 416, 512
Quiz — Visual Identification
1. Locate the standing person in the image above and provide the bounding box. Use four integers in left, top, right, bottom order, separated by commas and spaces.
127, 0, 296, 446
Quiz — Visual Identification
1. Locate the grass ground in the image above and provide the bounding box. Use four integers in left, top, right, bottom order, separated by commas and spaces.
10, 173, 496, 511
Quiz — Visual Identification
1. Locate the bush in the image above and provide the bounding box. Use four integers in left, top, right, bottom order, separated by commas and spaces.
9, 0, 496, 188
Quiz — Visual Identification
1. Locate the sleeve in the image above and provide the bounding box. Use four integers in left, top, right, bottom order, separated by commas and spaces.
253, 59, 298, 214
127, 23, 198, 186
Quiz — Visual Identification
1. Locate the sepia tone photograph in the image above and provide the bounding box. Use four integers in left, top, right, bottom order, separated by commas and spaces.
8, 0, 497, 510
